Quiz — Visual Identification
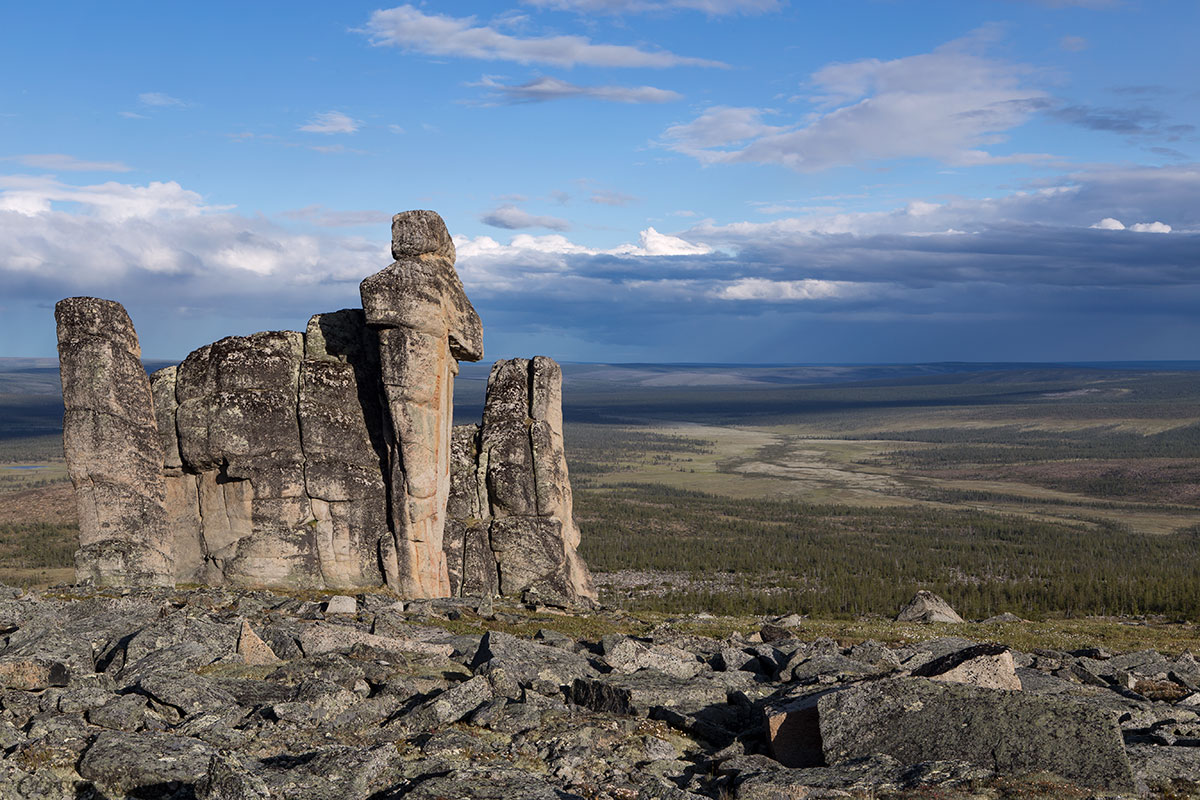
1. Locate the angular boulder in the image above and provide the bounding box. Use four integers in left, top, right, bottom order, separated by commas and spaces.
911, 642, 1021, 690
895, 590, 964, 623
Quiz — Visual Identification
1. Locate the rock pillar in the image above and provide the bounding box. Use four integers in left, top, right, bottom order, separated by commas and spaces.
360, 211, 483, 597
446, 357, 597, 605
55, 297, 174, 587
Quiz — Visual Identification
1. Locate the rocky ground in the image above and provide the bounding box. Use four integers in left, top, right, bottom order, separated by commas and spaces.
0, 585, 1199, 799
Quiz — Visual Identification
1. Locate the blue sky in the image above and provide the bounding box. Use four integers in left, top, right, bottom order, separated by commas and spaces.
1, 0, 1197, 363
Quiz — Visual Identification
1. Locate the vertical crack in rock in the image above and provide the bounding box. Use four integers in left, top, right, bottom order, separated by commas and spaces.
55, 297, 173, 587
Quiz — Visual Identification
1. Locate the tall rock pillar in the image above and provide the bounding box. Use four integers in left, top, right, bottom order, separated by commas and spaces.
55, 297, 174, 587
360, 211, 483, 597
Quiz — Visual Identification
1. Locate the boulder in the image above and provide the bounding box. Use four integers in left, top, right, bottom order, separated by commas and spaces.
895, 591, 964, 624
571, 671, 729, 718
78, 729, 215, 796
911, 642, 1021, 690
817, 677, 1133, 791
471, 630, 598, 696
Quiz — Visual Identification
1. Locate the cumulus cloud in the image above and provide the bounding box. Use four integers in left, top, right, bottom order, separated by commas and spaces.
1090, 217, 1173, 233
0, 174, 383, 310
522, 0, 781, 14
662, 36, 1052, 171
472, 75, 682, 104
299, 111, 361, 134
3, 154, 132, 172
480, 205, 572, 231
612, 227, 712, 255
361, 5, 724, 68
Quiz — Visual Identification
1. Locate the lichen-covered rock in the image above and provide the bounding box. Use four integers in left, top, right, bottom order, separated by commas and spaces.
55, 297, 173, 587
78, 729, 216, 795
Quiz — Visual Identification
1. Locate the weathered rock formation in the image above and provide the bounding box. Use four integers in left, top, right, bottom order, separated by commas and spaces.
55, 298, 174, 587
446, 357, 596, 605
57, 210, 594, 603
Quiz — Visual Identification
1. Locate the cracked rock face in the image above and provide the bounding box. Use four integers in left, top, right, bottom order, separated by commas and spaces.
58, 210, 592, 600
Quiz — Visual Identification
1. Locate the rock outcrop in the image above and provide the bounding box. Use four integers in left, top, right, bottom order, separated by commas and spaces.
57, 211, 594, 602
446, 357, 596, 605
55, 297, 174, 587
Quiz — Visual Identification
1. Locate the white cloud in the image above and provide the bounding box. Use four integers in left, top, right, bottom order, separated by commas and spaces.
0, 175, 384, 295
139, 92, 187, 107
611, 227, 712, 255
663, 36, 1052, 171
664, 106, 782, 150
713, 278, 859, 301
1090, 217, 1173, 233
0, 175, 218, 221
118, 111, 148, 119
3, 154, 132, 172
361, 5, 724, 68
522, 0, 781, 14
1060, 35, 1088, 52
457, 226, 711, 262
472, 75, 681, 104
480, 205, 572, 231
299, 111, 361, 134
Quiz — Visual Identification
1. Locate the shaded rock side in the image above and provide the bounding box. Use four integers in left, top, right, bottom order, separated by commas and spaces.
445, 357, 596, 605
818, 677, 1133, 791
300, 309, 390, 589
361, 210, 484, 598
55, 297, 173, 587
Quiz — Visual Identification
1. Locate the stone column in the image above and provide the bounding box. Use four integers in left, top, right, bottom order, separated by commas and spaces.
55, 297, 174, 587
360, 211, 483, 597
